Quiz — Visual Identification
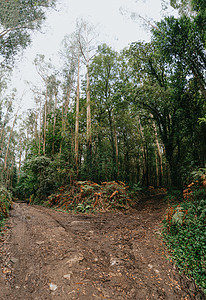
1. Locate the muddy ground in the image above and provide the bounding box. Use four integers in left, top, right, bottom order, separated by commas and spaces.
0, 196, 205, 300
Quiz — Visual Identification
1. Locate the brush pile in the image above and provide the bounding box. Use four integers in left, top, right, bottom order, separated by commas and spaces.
46, 181, 132, 212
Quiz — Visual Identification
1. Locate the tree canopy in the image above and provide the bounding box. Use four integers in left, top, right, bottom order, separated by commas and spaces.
0, 2, 205, 193
0, 0, 56, 65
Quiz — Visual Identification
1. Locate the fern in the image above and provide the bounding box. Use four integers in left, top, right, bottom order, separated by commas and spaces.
172, 206, 184, 225
200, 209, 206, 220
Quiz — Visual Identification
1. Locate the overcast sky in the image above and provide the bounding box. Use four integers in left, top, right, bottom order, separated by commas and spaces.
11, 0, 177, 111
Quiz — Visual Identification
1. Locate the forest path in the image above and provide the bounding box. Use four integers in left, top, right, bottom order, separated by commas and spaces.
0, 197, 202, 300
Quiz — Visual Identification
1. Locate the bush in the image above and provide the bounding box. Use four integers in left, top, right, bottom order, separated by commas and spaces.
164, 188, 182, 204
163, 172, 206, 293
16, 155, 76, 203
0, 186, 12, 232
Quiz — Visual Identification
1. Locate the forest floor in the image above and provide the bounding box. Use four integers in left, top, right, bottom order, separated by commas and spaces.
0, 195, 204, 300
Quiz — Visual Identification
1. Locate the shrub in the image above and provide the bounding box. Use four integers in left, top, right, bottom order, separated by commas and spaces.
0, 186, 12, 232
163, 172, 206, 293
16, 156, 76, 203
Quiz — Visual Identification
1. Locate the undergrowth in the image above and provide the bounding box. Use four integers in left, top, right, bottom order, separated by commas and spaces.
163, 170, 206, 293
0, 186, 12, 233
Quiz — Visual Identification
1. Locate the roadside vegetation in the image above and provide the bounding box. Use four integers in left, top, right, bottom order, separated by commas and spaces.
163, 168, 206, 293
0, 186, 12, 233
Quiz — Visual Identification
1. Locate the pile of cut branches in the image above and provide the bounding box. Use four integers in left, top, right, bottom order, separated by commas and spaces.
46, 181, 132, 212
146, 186, 167, 195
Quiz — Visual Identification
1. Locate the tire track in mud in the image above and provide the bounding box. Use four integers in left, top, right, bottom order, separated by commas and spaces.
29, 204, 198, 299
0, 200, 205, 299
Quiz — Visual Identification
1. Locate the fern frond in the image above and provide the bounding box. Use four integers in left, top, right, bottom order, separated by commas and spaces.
172, 206, 184, 225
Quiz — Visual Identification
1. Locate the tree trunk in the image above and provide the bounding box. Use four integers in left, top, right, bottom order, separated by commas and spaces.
18, 146, 22, 182
52, 87, 58, 155
151, 116, 163, 186
59, 106, 63, 155
4, 110, 18, 171
64, 87, 71, 118
0, 131, 5, 158
0, 101, 12, 157
86, 63, 92, 146
137, 118, 148, 186
43, 87, 48, 156
75, 55, 80, 170
38, 104, 42, 156
112, 112, 119, 179
7, 160, 14, 188
164, 144, 181, 188
86, 63, 92, 178
108, 110, 116, 179
59, 87, 72, 155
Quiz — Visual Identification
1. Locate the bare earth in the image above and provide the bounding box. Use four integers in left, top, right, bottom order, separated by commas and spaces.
0, 196, 204, 300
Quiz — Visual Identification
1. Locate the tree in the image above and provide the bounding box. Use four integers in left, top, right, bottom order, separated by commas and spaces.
75, 54, 80, 170
4, 107, 19, 171
89, 44, 147, 183
34, 54, 54, 156
59, 33, 80, 159
0, 0, 56, 65
128, 38, 205, 186
0, 97, 13, 158
89, 44, 118, 178
152, 16, 206, 99
77, 19, 98, 174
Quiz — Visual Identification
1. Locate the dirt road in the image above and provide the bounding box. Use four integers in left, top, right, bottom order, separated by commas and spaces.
0, 197, 204, 299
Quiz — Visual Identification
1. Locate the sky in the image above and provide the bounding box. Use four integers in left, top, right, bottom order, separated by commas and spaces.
10, 0, 177, 111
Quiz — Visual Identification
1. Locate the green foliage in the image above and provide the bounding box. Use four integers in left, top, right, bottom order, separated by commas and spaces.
163, 180, 206, 292
129, 182, 143, 195
164, 189, 183, 204
169, 0, 206, 44
76, 203, 93, 213
127, 13, 206, 187
198, 117, 206, 124
16, 155, 76, 203
0, 219, 6, 234
8, 4, 206, 206
191, 168, 206, 181
16, 156, 56, 202
0, 0, 56, 64
152, 16, 206, 98
0, 185, 12, 232
171, 206, 184, 225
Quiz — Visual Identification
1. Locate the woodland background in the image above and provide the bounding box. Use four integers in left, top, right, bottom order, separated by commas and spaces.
0, 0, 205, 200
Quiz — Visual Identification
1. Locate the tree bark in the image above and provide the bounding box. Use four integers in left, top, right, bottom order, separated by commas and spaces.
0, 100, 12, 157
18, 145, 23, 182
38, 103, 42, 156
52, 86, 58, 155
75, 54, 80, 169
43, 86, 48, 156
4, 110, 18, 171
112, 112, 119, 179
86, 63, 92, 146
151, 116, 163, 186
137, 118, 148, 186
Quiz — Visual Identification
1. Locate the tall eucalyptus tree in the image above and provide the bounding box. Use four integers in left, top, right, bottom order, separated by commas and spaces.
77, 19, 98, 171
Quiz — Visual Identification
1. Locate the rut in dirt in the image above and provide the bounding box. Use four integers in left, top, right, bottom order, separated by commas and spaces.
0, 196, 205, 300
